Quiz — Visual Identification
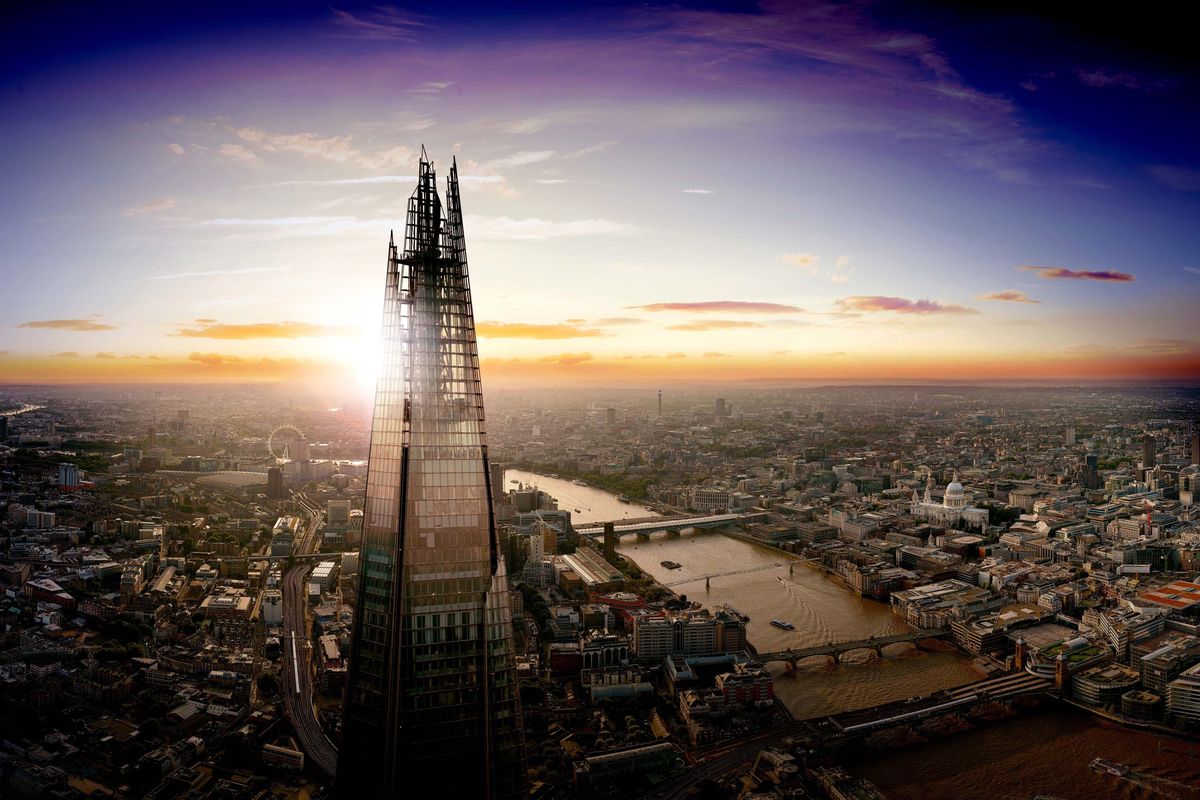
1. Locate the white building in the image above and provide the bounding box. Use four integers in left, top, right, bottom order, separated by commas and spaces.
262, 589, 283, 626
910, 473, 988, 531
1168, 662, 1200, 724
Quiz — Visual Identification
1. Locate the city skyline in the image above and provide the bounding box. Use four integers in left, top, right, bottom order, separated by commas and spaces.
2, 2, 1198, 390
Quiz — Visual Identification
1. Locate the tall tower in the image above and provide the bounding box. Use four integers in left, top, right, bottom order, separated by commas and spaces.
338, 152, 525, 798
657, 389, 662, 417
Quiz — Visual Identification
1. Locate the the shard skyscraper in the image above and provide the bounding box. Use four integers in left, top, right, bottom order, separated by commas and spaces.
337, 151, 525, 798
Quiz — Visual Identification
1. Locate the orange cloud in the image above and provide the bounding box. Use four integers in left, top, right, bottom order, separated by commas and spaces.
593, 317, 647, 326
977, 290, 1040, 304
173, 321, 352, 339
835, 296, 978, 315
20, 319, 117, 331
667, 319, 763, 331
1019, 265, 1134, 282
188, 352, 244, 366
631, 301, 804, 313
539, 352, 594, 366
54, 351, 80, 358
476, 322, 604, 339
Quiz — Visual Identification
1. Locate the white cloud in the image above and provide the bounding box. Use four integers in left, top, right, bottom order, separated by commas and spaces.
167, 143, 185, 155
123, 196, 176, 216
484, 150, 556, 169
507, 118, 550, 134
681, 188, 714, 194
219, 143, 260, 164
143, 266, 290, 281
536, 179, 571, 185
408, 81, 455, 94
464, 214, 641, 241
233, 127, 415, 170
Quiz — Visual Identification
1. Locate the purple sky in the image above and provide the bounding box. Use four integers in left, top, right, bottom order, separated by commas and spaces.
1, 2, 1198, 388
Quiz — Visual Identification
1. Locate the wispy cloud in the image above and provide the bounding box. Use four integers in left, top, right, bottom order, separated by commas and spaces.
219, 143, 260, 164
20, 319, 117, 331
234, 127, 415, 170
781, 253, 819, 270
173, 321, 352, 339
977, 290, 1040, 304
564, 140, 617, 159
1019, 265, 1134, 282
1147, 165, 1200, 192
123, 196, 175, 216
464, 214, 640, 241
144, 266, 289, 281
1185, 267, 1200, 275
593, 317, 646, 326
408, 81, 454, 94
782, 252, 854, 282
507, 118, 550, 134
639, 3, 1043, 182
1074, 68, 1169, 91
703, 351, 730, 358
189, 352, 244, 366
681, 188, 714, 194
331, 7, 426, 41
830, 254, 855, 283
54, 351, 80, 358
167, 143, 185, 155
95, 352, 116, 359
1128, 338, 1196, 355
535, 178, 571, 185
476, 322, 604, 339
835, 296, 978, 314
667, 319, 763, 331
630, 301, 804, 313
482, 150, 556, 170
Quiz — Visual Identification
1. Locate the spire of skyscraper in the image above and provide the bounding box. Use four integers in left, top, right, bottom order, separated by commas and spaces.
337, 151, 525, 798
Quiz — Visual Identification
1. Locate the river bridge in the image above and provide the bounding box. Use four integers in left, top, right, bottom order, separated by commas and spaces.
827, 671, 1055, 734
755, 628, 951, 666
575, 511, 767, 540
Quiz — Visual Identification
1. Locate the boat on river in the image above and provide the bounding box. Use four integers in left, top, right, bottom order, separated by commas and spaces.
1089, 758, 1129, 777
617, 494, 631, 503
771, 619, 795, 630
572, 479, 588, 486
661, 560, 682, 570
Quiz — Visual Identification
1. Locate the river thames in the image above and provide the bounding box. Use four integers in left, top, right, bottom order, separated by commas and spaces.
507, 469, 1200, 799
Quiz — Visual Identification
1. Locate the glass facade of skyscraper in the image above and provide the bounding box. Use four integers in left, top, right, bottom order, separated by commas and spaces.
338, 154, 525, 798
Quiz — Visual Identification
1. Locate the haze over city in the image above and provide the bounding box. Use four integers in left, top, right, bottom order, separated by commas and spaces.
3, 2, 1199, 390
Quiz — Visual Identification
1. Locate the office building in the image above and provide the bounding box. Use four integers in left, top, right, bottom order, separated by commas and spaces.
58, 462, 81, 491
1168, 663, 1200, 725
266, 468, 284, 499
338, 153, 525, 799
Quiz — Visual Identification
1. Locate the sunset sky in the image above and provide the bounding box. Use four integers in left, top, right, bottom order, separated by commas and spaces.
2, 2, 1198, 393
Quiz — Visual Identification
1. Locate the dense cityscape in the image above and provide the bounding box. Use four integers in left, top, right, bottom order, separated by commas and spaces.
3, 379, 1200, 798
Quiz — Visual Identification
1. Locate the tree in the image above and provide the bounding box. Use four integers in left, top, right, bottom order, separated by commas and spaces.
256, 672, 280, 698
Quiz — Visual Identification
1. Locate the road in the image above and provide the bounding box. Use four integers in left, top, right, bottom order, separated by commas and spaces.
280, 493, 339, 778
